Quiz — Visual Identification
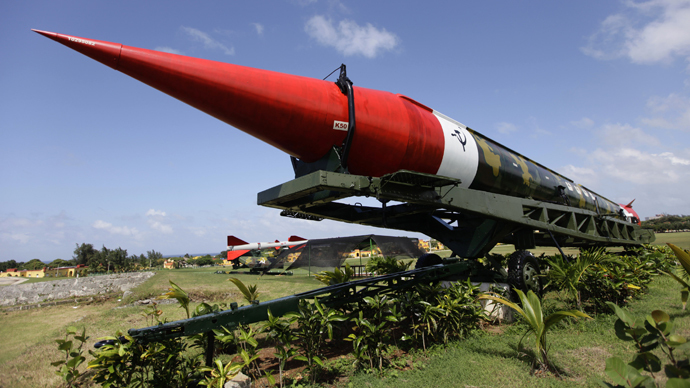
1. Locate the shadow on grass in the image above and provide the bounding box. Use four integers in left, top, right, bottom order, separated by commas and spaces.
462, 339, 572, 379
669, 309, 690, 319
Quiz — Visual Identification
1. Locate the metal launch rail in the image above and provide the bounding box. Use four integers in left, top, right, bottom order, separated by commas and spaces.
128, 260, 483, 365
258, 169, 655, 259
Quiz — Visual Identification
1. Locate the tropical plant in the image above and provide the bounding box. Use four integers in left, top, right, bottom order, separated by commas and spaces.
263, 308, 297, 387
315, 263, 355, 285
396, 284, 443, 351
198, 358, 243, 388
434, 279, 484, 344
158, 280, 191, 318
288, 299, 347, 383
479, 289, 591, 372
601, 302, 690, 387
346, 295, 401, 371
235, 324, 261, 380
228, 277, 260, 304
663, 243, 690, 310
52, 326, 89, 387
88, 333, 198, 388
544, 247, 614, 309
366, 256, 412, 275
141, 301, 164, 326
579, 258, 648, 314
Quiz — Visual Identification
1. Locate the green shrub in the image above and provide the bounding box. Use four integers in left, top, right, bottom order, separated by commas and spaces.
51, 326, 89, 387
88, 333, 200, 388
315, 263, 355, 285
602, 302, 690, 387
664, 243, 690, 310
366, 256, 411, 275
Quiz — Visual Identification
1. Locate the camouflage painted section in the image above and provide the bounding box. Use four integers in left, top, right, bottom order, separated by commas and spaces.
467, 129, 618, 217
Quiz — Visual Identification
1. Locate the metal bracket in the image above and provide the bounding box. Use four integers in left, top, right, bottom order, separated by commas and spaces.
335, 65, 356, 171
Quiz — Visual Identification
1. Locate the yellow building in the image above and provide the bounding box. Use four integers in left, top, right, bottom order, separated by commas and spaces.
0, 264, 89, 278
347, 247, 382, 258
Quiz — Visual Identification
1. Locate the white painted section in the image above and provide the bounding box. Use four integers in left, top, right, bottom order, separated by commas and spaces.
228, 240, 308, 251
433, 113, 479, 188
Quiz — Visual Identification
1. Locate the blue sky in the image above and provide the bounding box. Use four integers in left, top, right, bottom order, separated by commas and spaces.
2, 1, 689, 262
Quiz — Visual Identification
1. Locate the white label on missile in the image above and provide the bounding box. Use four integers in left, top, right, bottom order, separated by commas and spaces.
333, 121, 348, 131
68, 37, 96, 46
433, 113, 479, 189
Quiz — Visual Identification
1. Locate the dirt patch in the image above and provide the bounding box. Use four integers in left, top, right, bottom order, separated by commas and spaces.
561, 346, 612, 382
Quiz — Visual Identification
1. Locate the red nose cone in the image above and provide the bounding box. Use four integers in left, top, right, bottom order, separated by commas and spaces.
33, 30, 446, 176
32, 29, 122, 69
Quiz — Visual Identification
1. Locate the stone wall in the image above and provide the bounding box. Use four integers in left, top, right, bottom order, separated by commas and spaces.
0, 272, 155, 307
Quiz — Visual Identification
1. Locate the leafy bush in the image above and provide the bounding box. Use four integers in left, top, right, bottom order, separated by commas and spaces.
435, 280, 484, 344
228, 277, 260, 304
664, 243, 690, 310
52, 326, 89, 387
544, 248, 612, 309
315, 263, 355, 285
542, 247, 662, 313
287, 299, 347, 383
602, 302, 690, 387
347, 295, 402, 371
366, 256, 412, 275
88, 333, 200, 388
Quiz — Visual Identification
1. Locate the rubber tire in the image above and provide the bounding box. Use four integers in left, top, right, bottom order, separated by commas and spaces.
507, 250, 542, 296
415, 253, 443, 269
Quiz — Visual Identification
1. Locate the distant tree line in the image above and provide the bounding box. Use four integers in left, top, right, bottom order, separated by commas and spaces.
1, 243, 228, 273
641, 214, 690, 232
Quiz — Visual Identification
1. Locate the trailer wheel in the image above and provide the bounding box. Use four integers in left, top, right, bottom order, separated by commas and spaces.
508, 250, 542, 296
415, 253, 443, 269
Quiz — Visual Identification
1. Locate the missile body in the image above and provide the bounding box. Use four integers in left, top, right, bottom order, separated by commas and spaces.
226, 236, 308, 251
34, 30, 634, 222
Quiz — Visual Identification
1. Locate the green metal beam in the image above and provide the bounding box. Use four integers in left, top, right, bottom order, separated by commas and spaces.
128, 261, 474, 343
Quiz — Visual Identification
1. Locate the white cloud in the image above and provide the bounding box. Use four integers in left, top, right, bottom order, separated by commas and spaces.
304, 15, 399, 58
145, 209, 173, 234
145, 209, 166, 217
571, 117, 595, 129
560, 165, 599, 187
641, 93, 690, 130
92, 220, 141, 237
1, 232, 31, 244
149, 221, 173, 234
585, 147, 690, 185
597, 123, 661, 146
252, 23, 264, 36
582, 0, 690, 65
495, 122, 518, 135
154, 46, 183, 55
181, 27, 235, 55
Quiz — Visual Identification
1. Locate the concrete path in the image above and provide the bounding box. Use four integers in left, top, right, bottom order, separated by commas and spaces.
0, 277, 29, 286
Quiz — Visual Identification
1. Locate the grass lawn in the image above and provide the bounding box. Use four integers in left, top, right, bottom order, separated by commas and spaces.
347, 275, 689, 388
1, 238, 688, 387
651, 231, 690, 250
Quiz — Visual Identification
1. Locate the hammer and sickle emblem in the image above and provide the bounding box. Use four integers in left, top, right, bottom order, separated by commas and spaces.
451, 128, 467, 151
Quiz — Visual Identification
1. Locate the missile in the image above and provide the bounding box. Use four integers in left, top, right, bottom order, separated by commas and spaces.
34, 30, 639, 224
227, 236, 308, 252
